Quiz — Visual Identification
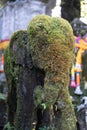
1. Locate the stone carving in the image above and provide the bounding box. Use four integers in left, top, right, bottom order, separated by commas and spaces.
4, 15, 77, 130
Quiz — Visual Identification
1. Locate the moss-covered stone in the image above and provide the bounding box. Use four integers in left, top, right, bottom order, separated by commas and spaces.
27, 14, 77, 130
4, 44, 17, 127
4, 30, 34, 130
4, 29, 48, 130
4, 15, 77, 130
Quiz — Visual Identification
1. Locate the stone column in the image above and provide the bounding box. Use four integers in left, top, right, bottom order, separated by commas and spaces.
0, 0, 56, 40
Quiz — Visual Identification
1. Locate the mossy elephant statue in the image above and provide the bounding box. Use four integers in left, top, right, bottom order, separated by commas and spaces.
4, 15, 77, 130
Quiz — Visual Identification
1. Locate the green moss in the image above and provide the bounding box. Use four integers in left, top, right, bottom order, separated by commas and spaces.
4, 30, 28, 91
4, 30, 30, 129
0, 93, 6, 100
27, 15, 76, 130
39, 126, 52, 130
4, 46, 11, 86
4, 122, 16, 130
27, 14, 75, 94
4, 30, 29, 81
34, 83, 62, 107
5, 15, 76, 130
27, 15, 74, 71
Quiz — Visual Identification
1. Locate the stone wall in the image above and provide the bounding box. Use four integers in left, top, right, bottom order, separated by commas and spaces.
0, 0, 56, 40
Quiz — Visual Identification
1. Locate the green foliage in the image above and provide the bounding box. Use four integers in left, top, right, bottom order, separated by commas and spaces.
0, 93, 6, 100
4, 122, 15, 130
34, 85, 44, 107
34, 84, 61, 107
39, 126, 54, 130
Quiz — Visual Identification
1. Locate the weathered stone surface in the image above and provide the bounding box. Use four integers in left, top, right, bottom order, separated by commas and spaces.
0, 0, 56, 40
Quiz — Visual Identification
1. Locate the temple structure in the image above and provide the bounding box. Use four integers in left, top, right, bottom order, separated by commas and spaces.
0, 0, 56, 40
